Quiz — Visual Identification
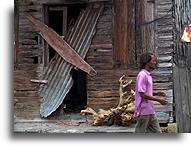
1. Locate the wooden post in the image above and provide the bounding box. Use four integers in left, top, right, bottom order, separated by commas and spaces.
14, 0, 19, 69
174, 0, 191, 133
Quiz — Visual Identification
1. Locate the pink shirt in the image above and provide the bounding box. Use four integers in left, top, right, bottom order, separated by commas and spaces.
134, 69, 155, 117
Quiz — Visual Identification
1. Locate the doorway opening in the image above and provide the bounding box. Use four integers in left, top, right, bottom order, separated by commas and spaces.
64, 69, 87, 113
46, 3, 87, 116
66, 3, 86, 28
48, 10, 63, 61
64, 3, 87, 113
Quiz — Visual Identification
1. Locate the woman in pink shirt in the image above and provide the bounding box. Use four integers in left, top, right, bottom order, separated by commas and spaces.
134, 52, 168, 133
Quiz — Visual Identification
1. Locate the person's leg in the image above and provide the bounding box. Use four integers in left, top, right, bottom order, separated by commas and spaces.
147, 115, 162, 133
135, 115, 150, 133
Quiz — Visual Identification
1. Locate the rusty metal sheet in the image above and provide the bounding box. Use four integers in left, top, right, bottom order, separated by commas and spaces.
25, 13, 97, 76
38, 3, 103, 117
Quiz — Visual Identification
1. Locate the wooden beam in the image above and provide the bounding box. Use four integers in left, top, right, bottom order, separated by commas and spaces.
30, 79, 48, 84
90, 43, 112, 49
14, 2, 19, 68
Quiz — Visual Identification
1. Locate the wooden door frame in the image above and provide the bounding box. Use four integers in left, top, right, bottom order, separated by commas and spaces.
14, 2, 19, 69
42, 5, 67, 66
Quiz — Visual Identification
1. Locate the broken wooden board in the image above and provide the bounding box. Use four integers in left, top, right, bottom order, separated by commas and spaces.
30, 79, 48, 84
25, 13, 97, 76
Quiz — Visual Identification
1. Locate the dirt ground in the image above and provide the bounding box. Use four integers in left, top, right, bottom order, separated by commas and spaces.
14, 113, 178, 133
161, 123, 178, 133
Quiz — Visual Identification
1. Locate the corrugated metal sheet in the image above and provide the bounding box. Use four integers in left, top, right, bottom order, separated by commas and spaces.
39, 3, 104, 117
25, 13, 97, 76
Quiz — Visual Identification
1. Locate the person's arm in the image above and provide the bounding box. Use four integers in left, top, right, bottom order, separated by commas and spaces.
140, 92, 168, 105
153, 91, 166, 97
136, 73, 168, 105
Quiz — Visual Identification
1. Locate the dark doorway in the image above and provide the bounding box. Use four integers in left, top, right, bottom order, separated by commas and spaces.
66, 3, 86, 28
46, 3, 87, 115
64, 3, 87, 113
64, 69, 87, 112
48, 10, 63, 61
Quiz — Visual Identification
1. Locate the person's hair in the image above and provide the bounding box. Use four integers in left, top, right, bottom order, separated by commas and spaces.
139, 52, 154, 69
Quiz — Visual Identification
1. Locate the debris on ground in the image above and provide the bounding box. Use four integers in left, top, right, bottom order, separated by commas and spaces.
81, 75, 135, 126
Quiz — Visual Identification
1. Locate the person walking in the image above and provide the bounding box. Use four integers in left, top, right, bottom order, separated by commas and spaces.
134, 52, 168, 133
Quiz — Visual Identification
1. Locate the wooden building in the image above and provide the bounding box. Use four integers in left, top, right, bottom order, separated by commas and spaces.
14, 0, 174, 128
174, 0, 191, 132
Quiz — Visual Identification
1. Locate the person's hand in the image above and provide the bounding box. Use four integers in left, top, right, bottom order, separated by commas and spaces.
154, 91, 166, 97
157, 97, 168, 105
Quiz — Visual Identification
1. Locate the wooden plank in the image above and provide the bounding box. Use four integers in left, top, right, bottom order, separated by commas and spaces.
88, 90, 119, 98
113, 0, 135, 67
14, 2, 19, 66
14, 83, 39, 91
87, 97, 118, 111
14, 90, 40, 98
30, 79, 48, 84
173, 0, 191, 132
25, 13, 97, 76
90, 43, 112, 49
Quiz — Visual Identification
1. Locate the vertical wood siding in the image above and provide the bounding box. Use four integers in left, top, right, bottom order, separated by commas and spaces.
174, 0, 191, 132
113, 0, 155, 67
153, 0, 174, 123
113, 0, 135, 67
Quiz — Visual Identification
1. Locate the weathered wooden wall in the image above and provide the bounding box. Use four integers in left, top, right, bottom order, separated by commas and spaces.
14, 0, 43, 118
87, 0, 174, 123
87, 1, 117, 109
14, 0, 174, 124
154, 0, 174, 123
174, 0, 191, 132
14, 0, 111, 119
